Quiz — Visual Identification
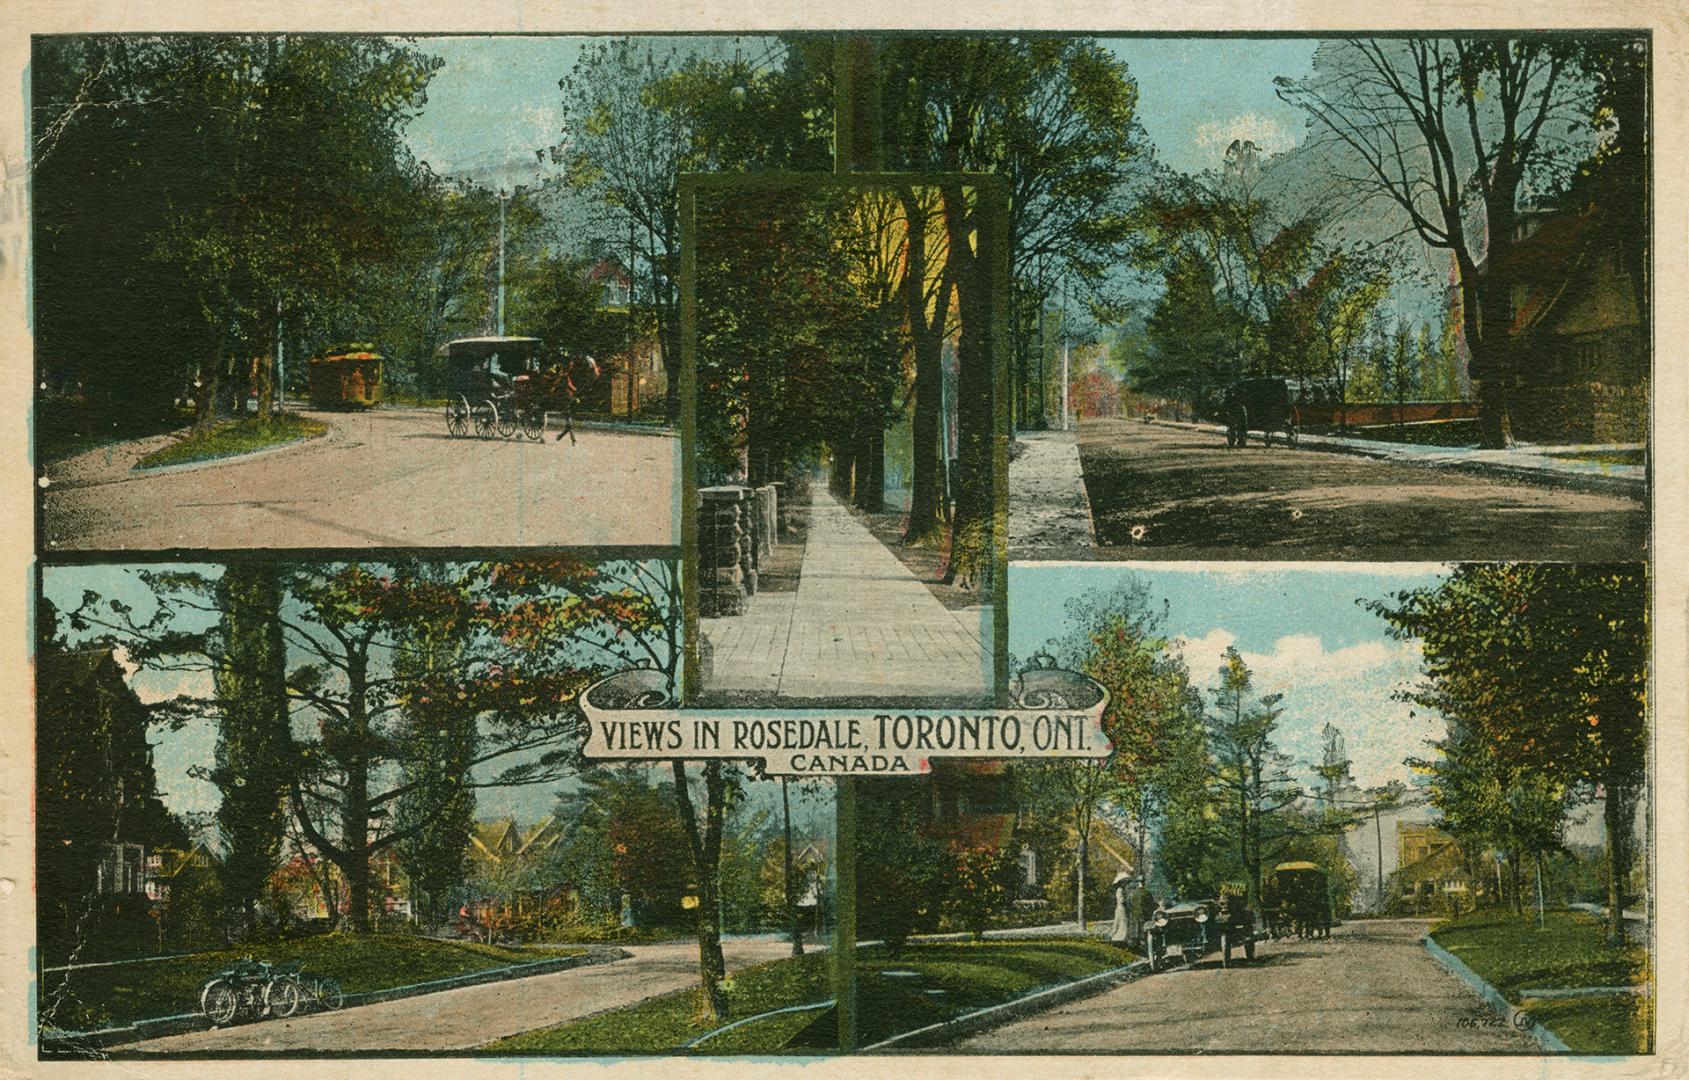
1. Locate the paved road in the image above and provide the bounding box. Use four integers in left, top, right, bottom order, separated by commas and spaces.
42, 408, 677, 550
1077, 418, 1647, 561
701, 488, 992, 704
956, 919, 1541, 1054
124, 939, 797, 1054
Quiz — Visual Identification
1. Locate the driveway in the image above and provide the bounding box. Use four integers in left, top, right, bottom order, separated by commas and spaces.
122, 939, 798, 1054
41, 408, 677, 550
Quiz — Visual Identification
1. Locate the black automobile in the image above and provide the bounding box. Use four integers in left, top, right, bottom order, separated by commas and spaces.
1144, 897, 1261, 971
1219, 377, 1298, 448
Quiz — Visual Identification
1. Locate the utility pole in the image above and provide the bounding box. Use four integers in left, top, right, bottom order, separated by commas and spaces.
1535, 855, 1546, 929
1374, 804, 1384, 912
497, 190, 508, 336
275, 298, 285, 413
628, 216, 638, 419
831, 33, 879, 1055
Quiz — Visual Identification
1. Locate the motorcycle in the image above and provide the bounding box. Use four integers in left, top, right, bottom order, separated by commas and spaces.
198, 958, 343, 1026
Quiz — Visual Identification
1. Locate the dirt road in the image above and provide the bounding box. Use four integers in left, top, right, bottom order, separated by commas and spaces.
1077, 418, 1646, 561
122, 939, 796, 1054
42, 408, 677, 551
954, 919, 1541, 1054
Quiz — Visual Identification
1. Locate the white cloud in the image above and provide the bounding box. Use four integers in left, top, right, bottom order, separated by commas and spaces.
1178, 631, 1436, 790
1193, 112, 1298, 158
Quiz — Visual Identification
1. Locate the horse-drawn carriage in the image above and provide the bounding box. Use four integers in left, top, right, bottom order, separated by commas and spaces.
1264, 861, 1334, 940
1220, 376, 1299, 448
440, 336, 597, 443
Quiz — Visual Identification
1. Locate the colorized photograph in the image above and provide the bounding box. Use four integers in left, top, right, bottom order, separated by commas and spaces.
32, 35, 678, 551
688, 176, 1006, 706
979, 562, 1652, 1055
1004, 35, 1650, 561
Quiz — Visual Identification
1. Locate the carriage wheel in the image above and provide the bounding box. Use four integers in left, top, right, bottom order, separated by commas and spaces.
520, 406, 546, 441
472, 399, 498, 438
1285, 425, 1298, 448
496, 402, 519, 439
445, 396, 470, 438
1220, 931, 1232, 968
1226, 406, 1247, 448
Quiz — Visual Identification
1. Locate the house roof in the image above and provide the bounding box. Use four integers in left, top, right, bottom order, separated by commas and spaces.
1484, 207, 1613, 335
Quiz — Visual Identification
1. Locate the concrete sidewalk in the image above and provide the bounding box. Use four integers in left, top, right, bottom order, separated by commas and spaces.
1152, 417, 1644, 499
1008, 429, 1095, 557
702, 488, 991, 703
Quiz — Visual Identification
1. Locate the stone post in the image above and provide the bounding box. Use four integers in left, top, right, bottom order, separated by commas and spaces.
698, 486, 749, 616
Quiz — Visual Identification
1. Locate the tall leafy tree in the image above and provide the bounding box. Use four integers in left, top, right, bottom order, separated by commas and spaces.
1204, 648, 1304, 907
209, 563, 290, 936
1277, 38, 1595, 447
1370, 564, 1648, 943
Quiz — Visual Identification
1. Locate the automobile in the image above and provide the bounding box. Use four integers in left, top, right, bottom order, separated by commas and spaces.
1143, 896, 1261, 971
1219, 376, 1298, 448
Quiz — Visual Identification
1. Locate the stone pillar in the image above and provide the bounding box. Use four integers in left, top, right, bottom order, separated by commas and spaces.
767, 481, 787, 539
698, 486, 749, 616
752, 484, 778, 562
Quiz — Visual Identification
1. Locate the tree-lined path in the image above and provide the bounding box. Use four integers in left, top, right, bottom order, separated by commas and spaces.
702, 489, 991, 703
957, 920, 1541, 1054
42, 409, 676, 550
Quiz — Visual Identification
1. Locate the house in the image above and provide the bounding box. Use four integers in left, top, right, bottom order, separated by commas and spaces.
469, 815, 561, 871
144, 843, 214, 903
1480, 202, 1647, 443
1393, 822, 1479, 915
462, 816, 568, 925
586, 259, 667, 417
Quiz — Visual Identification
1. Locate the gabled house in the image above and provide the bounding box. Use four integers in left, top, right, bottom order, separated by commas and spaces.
1393, 822, 1479, 915
1480, 201, 1647, 443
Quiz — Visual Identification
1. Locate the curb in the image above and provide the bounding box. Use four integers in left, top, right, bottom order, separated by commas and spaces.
861, 956, 1150, 1052
39, 946, 629, 1053
1145, 418, 1644, 500
129, 427, 333, 479
1422, 934, 1571, 1053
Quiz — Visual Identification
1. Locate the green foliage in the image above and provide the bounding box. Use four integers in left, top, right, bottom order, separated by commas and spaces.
1371, 566, 1649, 940
211, 565, 291, 929
549, 767, 692, 925
39, 933, 552, 1035
857, 784, 951, 954
133, 415, 326, 470
943, 845, 1023, 941
486, 939, 1127, 1053
32, 36, 444, 425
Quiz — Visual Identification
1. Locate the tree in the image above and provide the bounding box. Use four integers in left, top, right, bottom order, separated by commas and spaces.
32, 36, 443, 429
1369, 564, 1647, 943
67, 558, 679, 934
391, 568, 476, 930
1204, 648, 1305, 907
1032, 575, 1198, 923
1278, 38, 1587, 448
209, 563, 290, 938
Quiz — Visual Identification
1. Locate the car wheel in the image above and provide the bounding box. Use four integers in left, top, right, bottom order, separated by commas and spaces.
1245, 937, 1257, 961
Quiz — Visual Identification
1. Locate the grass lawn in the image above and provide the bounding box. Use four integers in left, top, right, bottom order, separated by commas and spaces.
134, 413, 327, 469
485, 938, 1131, 1055
1431, 910, 1650, 1053
39, 933, 570, 1034
1548, 448, 1646, 468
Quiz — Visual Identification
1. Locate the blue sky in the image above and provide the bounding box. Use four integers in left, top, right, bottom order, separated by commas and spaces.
1104, 38, 1318, 175
403, 35, 1319, 183
1010, 564, 1453, 791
